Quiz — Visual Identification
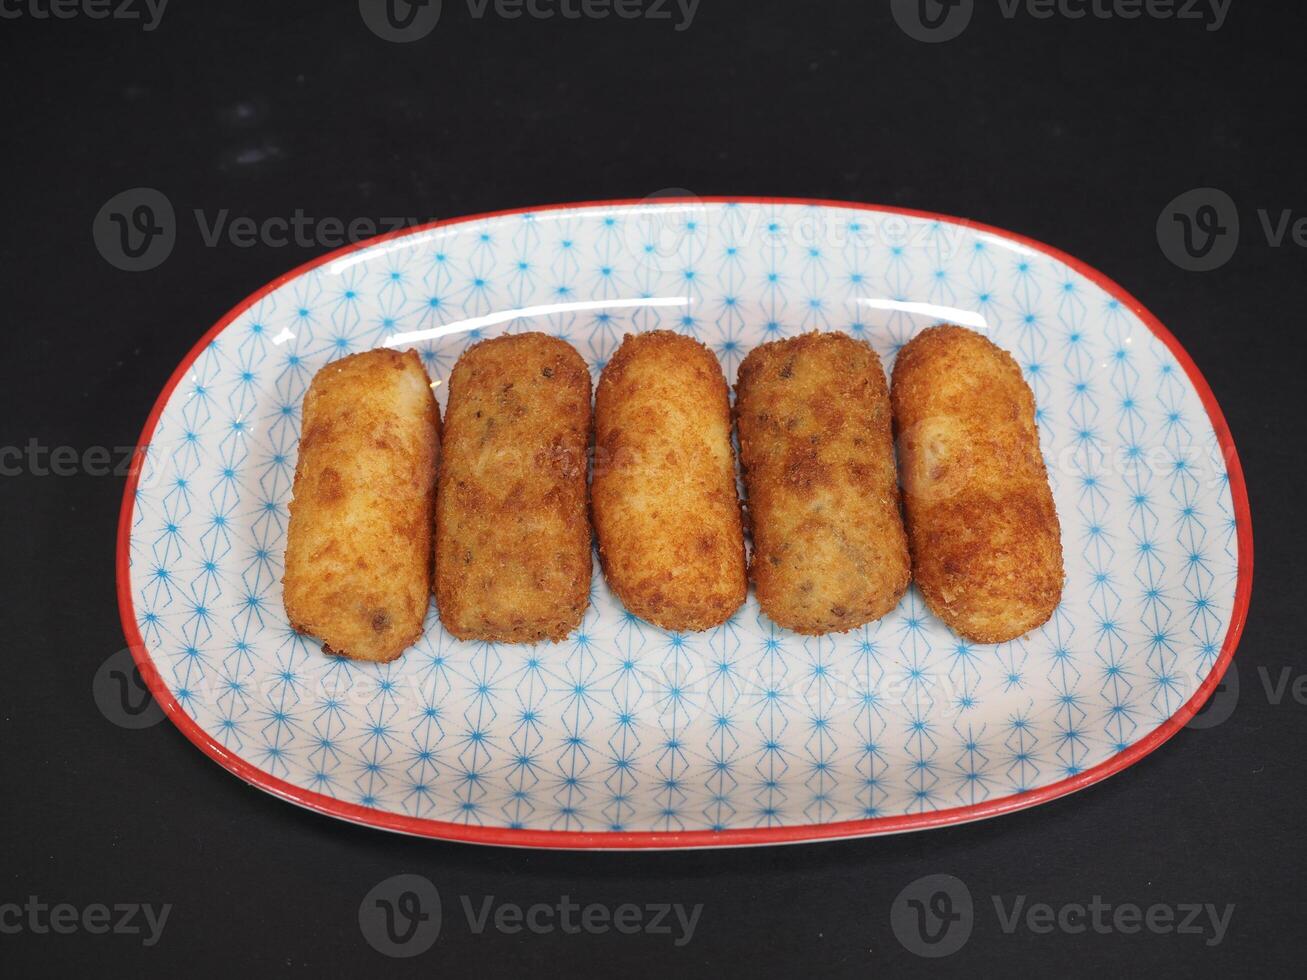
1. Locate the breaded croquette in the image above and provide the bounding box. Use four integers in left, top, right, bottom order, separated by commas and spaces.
434, 332, 593, 643
283, 348, 440, 662
592, 331, 747, 631
890, 324, 1064, 643
735, 332, 910, 634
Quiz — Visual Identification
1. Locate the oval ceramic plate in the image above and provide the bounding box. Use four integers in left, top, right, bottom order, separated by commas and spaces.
117, 198, 1251, 848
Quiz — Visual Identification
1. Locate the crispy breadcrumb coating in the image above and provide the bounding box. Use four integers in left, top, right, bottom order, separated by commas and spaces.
283, 348, 440, 662
736, 331, 909, 635
434, 332, 593, 643
891, 325, 1064, 643
592, 331, 747, 631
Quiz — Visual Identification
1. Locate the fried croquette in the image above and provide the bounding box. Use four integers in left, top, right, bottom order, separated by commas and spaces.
592, 331, 747, 632
890, 324, 1064, 643
735, 332, 910, 634
283, 348, 440, 662
434, 332, 593, 643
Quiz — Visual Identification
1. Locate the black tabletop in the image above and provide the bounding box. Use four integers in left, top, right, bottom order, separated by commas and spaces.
1, 1, 1300, 976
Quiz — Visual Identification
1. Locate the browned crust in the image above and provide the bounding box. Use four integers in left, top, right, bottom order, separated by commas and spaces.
282, 348, 440, 662
735, 331, 910, 634
592, 330, 747, 631
434, 332, 593, 643
890, 324, 1064, 643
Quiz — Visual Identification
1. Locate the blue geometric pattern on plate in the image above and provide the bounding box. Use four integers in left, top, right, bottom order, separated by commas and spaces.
126, 202, 1239, 835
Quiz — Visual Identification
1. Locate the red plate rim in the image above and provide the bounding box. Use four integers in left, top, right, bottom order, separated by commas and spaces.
115, 196, 1254, 849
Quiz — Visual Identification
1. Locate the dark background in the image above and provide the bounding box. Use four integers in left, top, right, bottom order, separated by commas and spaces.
1, 0, 1300, 975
